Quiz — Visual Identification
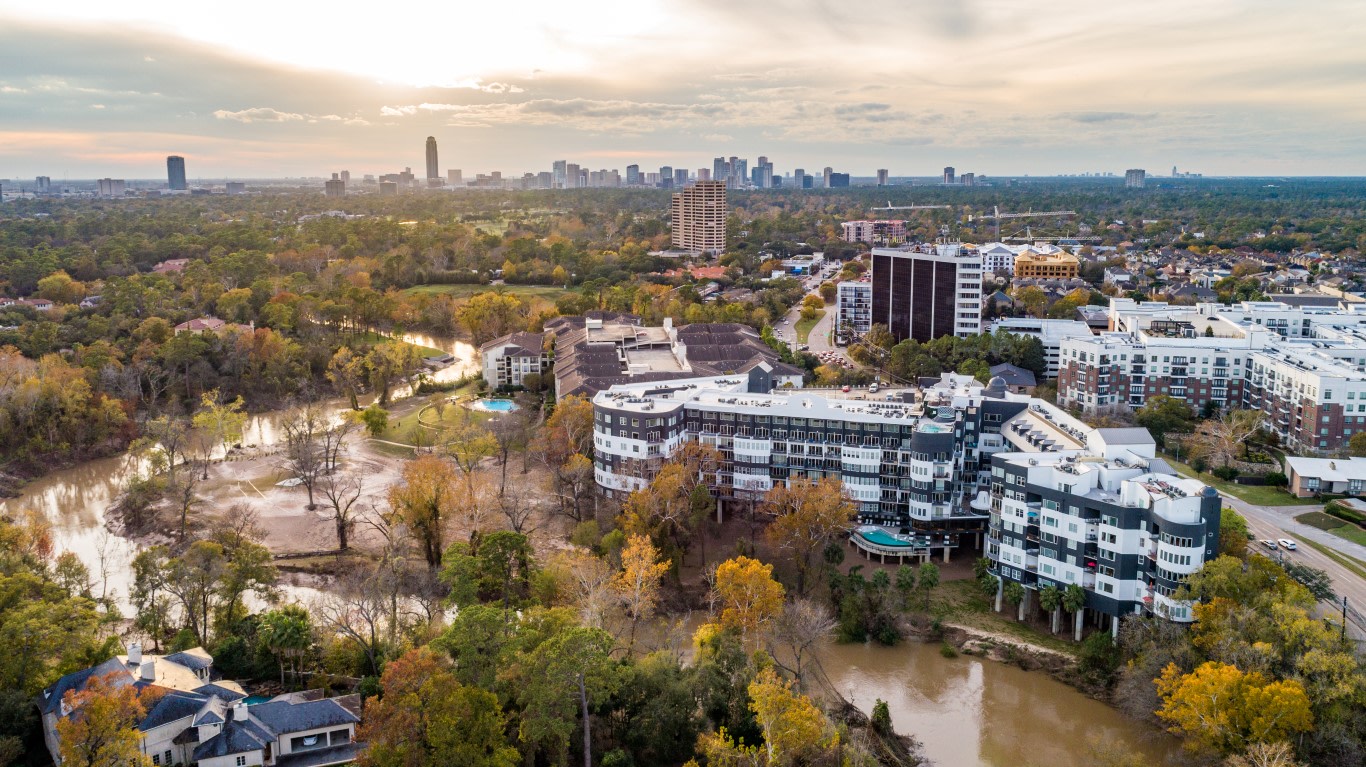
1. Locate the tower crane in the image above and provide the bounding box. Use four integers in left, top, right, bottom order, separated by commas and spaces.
872, 202, 952, 212
969, 205, 1077, 240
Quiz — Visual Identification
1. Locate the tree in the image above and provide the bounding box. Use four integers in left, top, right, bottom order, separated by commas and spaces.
56, 673, 154, 767
258, 605, 312, 686
713, 556, 785, 641
318, 466, 365, 551
615, 534, 670, 655
388, 455, 459, 569
1134, 395, 1193, 448
36, 270, 86, 305
458, 292, 528, 346
1219, 508, 1250, 559
916, 562, 940, 611
327, 346, 367, 410
162, 540, 226, 646
191, 389, 247, 475
1063, 583, 1087, 641
359, 404, 389, 437
1039, 584, 1063, 634
358, 648, 518, 767
747, 667, 836, 765
518, 626, 616, 767
1224, 742, 1306, 767
771, 597, 835, 685
1003, 581, 1026, 619
547, 550, 615, 629
137, 414, 190, 483
761, 477, 853, 596
280, 403, 327, 510
1155, 661, 1313, 755
1189, 409, 1265, 469
1349, 431, 1366, 458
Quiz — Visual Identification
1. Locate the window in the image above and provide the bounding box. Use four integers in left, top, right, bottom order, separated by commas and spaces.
153, 757, 160, 766
165, 752, 172, 766
236, 758, 247, 767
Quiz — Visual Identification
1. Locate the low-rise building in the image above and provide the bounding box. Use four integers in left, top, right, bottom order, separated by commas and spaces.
1285, 456, 1366, 497
1014, 251, 1080, 280
479, 331, 550, 389
835, 281, 872, 343
986, 317, 1094, 379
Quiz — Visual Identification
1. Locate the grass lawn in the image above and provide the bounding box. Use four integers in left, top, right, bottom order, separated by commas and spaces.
1162, 453, 1304, 506
1295, 511, 1366, 546
349, 330, 446, 357
934, 579, 1079, 657
795, 309, 825, 344
1299, 537, 1366, 581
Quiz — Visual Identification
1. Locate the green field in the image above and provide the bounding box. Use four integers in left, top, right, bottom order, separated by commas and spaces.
403, 284, 569, 302
1296, 511, 1366, 546
795, 309, 825, 344
347, 330, 446, 357
1162, 453, 1304, 506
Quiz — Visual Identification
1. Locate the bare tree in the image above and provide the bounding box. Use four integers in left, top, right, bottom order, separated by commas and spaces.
318, 466, 366, 551
170, 472, 202, 543
319, 417, 357, 474
498, 486, 537, 534
1187, 408, 1265, 468
314, 567, 390, 676
770, 597, 836, 686
280, 404, 326, 510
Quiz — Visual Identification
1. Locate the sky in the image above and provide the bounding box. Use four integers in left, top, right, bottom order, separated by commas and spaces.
1, 0, 1364, 180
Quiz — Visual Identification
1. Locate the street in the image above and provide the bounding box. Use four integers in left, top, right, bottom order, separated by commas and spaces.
1219, 493, 1366, 639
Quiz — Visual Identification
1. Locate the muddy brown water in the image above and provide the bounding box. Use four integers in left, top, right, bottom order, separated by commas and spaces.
816, 640, 1184, 766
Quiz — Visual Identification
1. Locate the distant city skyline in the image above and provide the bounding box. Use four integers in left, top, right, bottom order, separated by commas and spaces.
1, 2, 1364, 177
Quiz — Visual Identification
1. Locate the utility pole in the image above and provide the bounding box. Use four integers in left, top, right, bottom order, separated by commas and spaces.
1343, 596, 1349, 642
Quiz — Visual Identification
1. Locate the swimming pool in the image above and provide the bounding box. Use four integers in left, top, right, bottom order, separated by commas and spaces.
856, 526, 917, 548
470, 399, 518, 412
242, 695, 272, 705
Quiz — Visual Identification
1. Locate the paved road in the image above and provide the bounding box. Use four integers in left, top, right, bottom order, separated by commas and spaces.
1219, 494, 1366, 637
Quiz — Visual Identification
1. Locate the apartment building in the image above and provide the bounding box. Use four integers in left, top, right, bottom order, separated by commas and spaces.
835, 281, 872, 343
870, 243, 982, 343
988, 432, 1220, 629
479, 331, 550, 389
840, 220, 907, 245
1058, 299, 1366, 452
670, 180, 728, 254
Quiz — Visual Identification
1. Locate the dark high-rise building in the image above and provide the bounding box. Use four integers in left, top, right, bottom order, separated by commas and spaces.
425, 137, 439, 180
871, 244, 983, 343
942, 166, 956, 184
324, 173, 346, 197
877, 169, 889, 186
659, 166, 673, 188
626, 164, 640, 186
167, 156, 187, 191
828, 172, 850, 188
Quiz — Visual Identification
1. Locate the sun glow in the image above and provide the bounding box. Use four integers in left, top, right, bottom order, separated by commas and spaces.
7, 0, 668, 87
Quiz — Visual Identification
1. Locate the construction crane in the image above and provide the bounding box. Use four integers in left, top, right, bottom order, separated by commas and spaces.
871, 202, 952, 212
969, 205, 1077, 240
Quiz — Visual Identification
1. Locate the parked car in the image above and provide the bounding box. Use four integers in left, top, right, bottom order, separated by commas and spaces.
1277, 538, 1297, 551
1260, 539, 1279, 550
841, 385, 851, 393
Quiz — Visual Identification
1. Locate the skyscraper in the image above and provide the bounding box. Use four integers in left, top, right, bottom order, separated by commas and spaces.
447, 169, 462, 185
697, 169, 711, 182
713, 157, 726, 183
325, 173, 346, 197
793, 169, 805, 190
942, 167, 955, 184
871, 243, 982, 343
340, 170, 351, 185
671, 181, 727, 255
566, 163, 581, 188
626, 165, 640, 186
425, 137, 439, 181
166, 156, 187, 191
877, 169, 889, 186
674, 168, 688, 187
553, 160, 567, 189
35, 176, 51, 194
659, 166, 673, 188
822, 167, 833, 188
828, 172, 850, 188
1125, 169, 1146, 189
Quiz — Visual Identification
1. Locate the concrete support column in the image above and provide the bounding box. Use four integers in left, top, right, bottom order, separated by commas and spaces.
1018, 588, 1030, 621
994, 577, 1003, 613
1111, 614, 1120, 639
716, 498, 723, 524
1074, 607, 1086, 642
942, 546, 951, 564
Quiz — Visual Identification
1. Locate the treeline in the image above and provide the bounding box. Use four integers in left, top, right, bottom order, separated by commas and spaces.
851, 327, 1047, 383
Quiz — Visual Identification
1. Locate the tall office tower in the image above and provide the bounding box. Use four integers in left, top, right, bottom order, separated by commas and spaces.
942, 167, 955, 184
340, 170, 351, 185
166, 156, 187, 191
961, 172, 975, 186
552, 160, 567, 189
751, 167, 763, 187
828, 172, 850, 188
670, 180, 727, 255
793, 168, 805, 189
877, 168, 889, 186
756, 156, 770, 188
325, 173, 346, 197
626, 164, 640, 186
674, 168, 688, 187
697, 168, 711, 182
97, 178, 126, 197
659, 166, 673, 188
1172, 165, 1178, 177
713, 157, 726, 182
801, 174, 814, 189
35, 176, 51, 194
822, 167, 833, 188
225, 182, 245, 195
733, 158, 747, 188
564, 164, 580, 188
447, 169, 462, 185
536, 171, 552, 188
425, 137, 439, 181
871, 243, 982, 343
1124, 169, 1146, 189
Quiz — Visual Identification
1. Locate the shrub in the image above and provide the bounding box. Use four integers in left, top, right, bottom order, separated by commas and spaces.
871, 699, 893, 735
1263, 472, 1288, 487
939, 643, 958, 658
1212, 466, 1240, 482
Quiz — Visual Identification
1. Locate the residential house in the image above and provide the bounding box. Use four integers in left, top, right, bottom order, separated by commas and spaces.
479, 331, 551, 389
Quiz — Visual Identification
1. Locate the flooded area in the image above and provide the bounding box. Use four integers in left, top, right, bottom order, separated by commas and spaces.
817, 640, 1182, 767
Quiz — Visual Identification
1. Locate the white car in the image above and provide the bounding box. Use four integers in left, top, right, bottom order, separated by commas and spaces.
1277, 538, 1297, 551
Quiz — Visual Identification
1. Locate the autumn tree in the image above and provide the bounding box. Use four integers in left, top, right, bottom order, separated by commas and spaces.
280, 403, 327, 510
547, 550, 615, 629
771, 597, 835, 685
538, 395, 596, 521
359, 647, 518, 767
458, 292, 528, 346
614, 534, 670, 655
388, 455, 459, 568
761, 477, 853, 596
56, 673, 155, 767
1188, 409, 1264, 469
713, 556, 785, 642
191, 388, 247, 475
326, 346, 367, 410
747, 667, 837, 765
1155, 661, 1313, 755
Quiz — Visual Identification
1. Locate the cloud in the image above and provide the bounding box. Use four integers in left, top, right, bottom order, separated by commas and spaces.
1058, 111, 1156, 123
0, 85, 26, 94
213, 107, 305, 123
379, 105, 417, 117
90, 104, 105, 109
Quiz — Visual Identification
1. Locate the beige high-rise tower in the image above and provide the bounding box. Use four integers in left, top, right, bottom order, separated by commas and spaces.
670, 181, 727, 254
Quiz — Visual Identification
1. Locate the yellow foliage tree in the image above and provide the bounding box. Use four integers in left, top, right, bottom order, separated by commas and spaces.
1155, 661, 1313, 755
762, 477, 853, 596
614, 534, 671, 655
747, 667, 836, 766
713, 556, 785, 641
388, 455, 460, 569
57, 673, 157, 767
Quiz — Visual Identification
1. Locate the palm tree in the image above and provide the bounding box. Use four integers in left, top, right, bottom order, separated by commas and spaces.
1038, 584, 1063, 634
1062, 583, 1087, 641
1003, 581, 1026, 621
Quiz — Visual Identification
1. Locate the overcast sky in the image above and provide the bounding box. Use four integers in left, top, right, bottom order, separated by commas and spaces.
1, 1, 1364, 180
